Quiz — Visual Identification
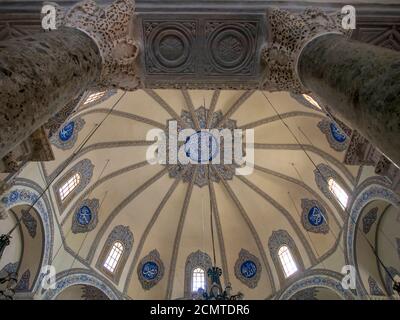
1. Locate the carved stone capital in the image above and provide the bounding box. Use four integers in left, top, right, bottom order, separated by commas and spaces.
49, 0, 140, 90
262, 8, 350, 93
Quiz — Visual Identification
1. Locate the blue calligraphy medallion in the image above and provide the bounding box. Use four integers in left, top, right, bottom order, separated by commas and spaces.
330, 123, 346, 143
77, 205, 92, 226
240, 260, 257, 279
308, 206, 324, 226
142, 261, 159, 280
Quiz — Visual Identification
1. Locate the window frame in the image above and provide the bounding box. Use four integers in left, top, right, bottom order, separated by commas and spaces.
58, 172, 81, 202
103, 241, 124, 274
328, 178, 349, 209
191, 267, 206, 293
302, 94, 322, 110
268, 230, 305, 285
83, 91, 106, 105
278, 245, 298, 278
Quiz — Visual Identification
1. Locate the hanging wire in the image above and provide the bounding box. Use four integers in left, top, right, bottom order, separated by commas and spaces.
207, 165, 217, 267
201, 169, 206, 271
295, 125, 399, 296
47, 90, 127, 266
290, 162, 346, 254
50, 159, 110, 267
260, 91, 399, 292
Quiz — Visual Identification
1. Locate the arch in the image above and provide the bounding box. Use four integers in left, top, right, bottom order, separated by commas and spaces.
314, 163, 352, 216
192, 268, 206, 292
53, 158, 94, 212
42, 269, 120, 300
1, 182, 54, 295
345, 182, 400, 298
277, 270, 356, 300
55, 284, 110, 300
268, 230, 305, 285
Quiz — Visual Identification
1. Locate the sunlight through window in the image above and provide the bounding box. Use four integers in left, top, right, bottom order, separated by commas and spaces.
328, 178, 349, 209
278, 246, 298, 278
192, 268, 206, 292
59, 173, 81, 201
103, 241, 124, 273
84, 91, 106, 105
303, 94, 322, 110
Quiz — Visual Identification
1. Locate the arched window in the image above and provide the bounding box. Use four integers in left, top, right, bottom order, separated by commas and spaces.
192, 268, 206, 292
84, 91, 106, 105
184, 251, 212, 297
278, 245, 298, 278
103, 241, 124, 273
59, 172, 81, 201
96, 225, 133, 282
328, 178, 348, 209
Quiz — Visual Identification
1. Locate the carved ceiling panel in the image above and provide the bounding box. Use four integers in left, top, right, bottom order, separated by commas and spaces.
138, 14, 266, 89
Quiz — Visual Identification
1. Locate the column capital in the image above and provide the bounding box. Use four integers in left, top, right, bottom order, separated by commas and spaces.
49, 0, 140, 91
262, 7, 350, 93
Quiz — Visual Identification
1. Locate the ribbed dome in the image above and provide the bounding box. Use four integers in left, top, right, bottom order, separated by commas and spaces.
41, 89, 357, 299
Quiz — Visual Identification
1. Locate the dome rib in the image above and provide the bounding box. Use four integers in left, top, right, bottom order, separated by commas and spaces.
87, 167, 169, 263
212, 165, 277, 292
165, 166, 198, 299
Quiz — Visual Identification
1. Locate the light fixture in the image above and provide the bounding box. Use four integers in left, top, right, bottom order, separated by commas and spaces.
193, 266, 243, 300
0, 234, 11, 261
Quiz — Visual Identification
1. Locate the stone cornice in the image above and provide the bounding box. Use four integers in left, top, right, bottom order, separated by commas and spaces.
2, 1, 400, 14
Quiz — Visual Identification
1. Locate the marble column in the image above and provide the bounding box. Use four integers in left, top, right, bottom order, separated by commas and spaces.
0, 0, 140, 159
262, 8, 400, 166
0, 28, 102, 159
298, 34, 400, 166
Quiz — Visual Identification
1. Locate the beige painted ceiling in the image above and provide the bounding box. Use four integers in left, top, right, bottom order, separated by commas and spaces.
42, 89, 360, 299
